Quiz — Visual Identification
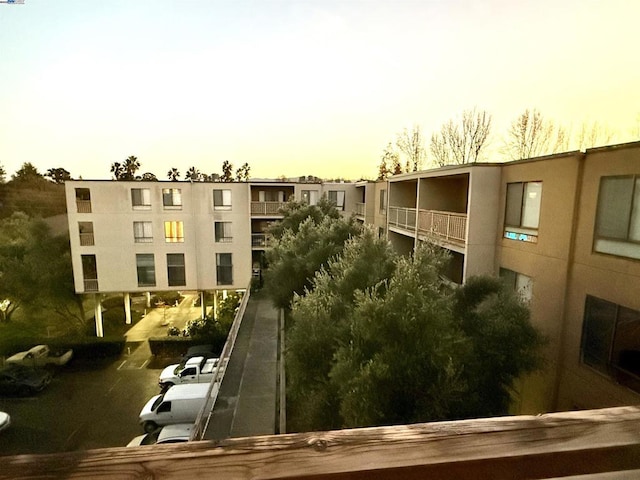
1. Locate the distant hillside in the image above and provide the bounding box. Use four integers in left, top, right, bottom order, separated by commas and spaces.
0, 180, 67, 219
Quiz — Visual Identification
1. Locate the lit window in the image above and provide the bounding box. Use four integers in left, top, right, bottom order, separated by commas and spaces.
214, 222, 233, 243
593, 175, 640, 260
133, 222, 153, 243
131, 188, 151, 210
162, 188, 182, 209
499, 268, 533, 303
328, 190, 346, 211
581, 295, 640, 393
164, 221, 184, 243
504, 181, 542, 243
216, 253, 233, 285
136, 254, 156, 287
213, 189, 232, 210
301, 190, 319, 205
167, 253, 186, 287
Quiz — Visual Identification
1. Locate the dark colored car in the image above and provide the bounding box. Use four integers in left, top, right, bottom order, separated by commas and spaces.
0, 364, 52, 396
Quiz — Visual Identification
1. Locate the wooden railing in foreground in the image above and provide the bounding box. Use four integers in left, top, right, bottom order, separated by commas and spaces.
5, 406, 640, 479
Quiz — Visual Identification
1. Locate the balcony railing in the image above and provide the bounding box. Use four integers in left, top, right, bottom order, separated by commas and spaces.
251, 201, 286, 216
418, 210, 467, 244
76, 200, 92, 213
6, 406, 640, 479
388, 206, 417, 231
354, 202, 365, 217
83, 279, 99, 292
79, 233, 95, 246
252, 233, 272, 248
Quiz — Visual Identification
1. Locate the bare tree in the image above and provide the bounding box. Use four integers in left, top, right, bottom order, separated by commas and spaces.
576, 121, 614, 150
377, 142, 400, 180
396, 126, 426, 172
504, 109, 554, 160
430, 108, 492, 166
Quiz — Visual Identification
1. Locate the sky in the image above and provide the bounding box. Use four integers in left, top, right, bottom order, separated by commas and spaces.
1, 0, 639, 181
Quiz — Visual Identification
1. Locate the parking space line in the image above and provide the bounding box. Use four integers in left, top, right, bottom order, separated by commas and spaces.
106, 377, 123, 396
138, 359, 149, 369
117, 360, 127, 370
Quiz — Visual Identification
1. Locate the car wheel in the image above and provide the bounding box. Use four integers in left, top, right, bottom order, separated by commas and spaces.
143, 421, 158, 433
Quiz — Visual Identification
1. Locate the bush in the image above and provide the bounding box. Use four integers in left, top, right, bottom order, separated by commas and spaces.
150, 292, 183, 306
148, 336, 224, 358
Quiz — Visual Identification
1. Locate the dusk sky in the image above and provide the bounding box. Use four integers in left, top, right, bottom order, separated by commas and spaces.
1, 0, 639, 181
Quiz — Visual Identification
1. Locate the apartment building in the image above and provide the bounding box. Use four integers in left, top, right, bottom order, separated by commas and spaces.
382, 141, 640, 414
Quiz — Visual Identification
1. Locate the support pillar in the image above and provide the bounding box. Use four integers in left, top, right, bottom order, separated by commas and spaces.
200, 291, 206, 320
124, 292, 132, 325
146, 292, 151, 308
213, 290, 219, 319
94, 294, 104, 338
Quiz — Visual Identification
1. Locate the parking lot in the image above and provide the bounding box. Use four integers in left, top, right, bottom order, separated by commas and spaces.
0, 296, 201, 456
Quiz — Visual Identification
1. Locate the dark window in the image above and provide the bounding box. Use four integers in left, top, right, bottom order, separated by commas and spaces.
379, 189, 387, 213
594, 175, 640, 259
167, 254, 186, 287
214, 222, 232, 243
162, 188, 182, 209
581, 295, 640, 392
216, 253, 233, 285
136, 254, 156, 287
157, 401, 171, 413
131, 188, 151, 209
213, 189, 232, 210
75, 188, 92, 213
81, 254, 98, 291
78, 222, 94, 246
504, 181, 542, 242
328, 190, 345, 211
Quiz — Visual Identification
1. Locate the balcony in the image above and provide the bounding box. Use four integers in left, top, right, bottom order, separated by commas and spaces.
76, 200, 92, 213
251, 201, 286, 216
79, 232, 95, 246
388, 206, 417, 231
83, 279, 98, 292
6, 406, 640, 479
252, 233, 273, 248
354, 202, 365, 218
418, 210, 467, 245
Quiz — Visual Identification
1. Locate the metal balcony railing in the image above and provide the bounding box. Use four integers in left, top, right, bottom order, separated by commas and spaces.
354, 202, 365, 217
251, 202, 286, 216
418, 210, 467, 244
252, 233, 272, 248
388, 206, 417, 231
79, 233, 95, 246
76, 200, 92, 213
83, 279, 99, 292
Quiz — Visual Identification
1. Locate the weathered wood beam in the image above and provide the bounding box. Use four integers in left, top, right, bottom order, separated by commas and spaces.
4, 406, 640, 480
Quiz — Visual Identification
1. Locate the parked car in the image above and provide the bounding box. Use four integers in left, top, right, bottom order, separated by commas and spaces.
0, 364, 52, 396
0, 411, 10, 433
159, 356, 221, 390
6, 344, 73, 368
139, 383, 211, 433
126, 423, 193, 447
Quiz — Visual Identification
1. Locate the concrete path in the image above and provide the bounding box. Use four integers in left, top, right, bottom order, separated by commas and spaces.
204, 294, 280, 441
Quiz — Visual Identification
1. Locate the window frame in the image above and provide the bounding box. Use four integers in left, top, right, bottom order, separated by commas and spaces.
214, 221, 233, 243
503, 181, 542, 243
164, 221, 184, 243
133, 221, 153, 243
499, 267, 533, 303
213, 189, 232, 211
162, 188, 182, 210
131, 188, 152, 210
167, 253, 186, 287
328, 190, 346, 211
136, 253, 156, 287
216, 253, 233, 285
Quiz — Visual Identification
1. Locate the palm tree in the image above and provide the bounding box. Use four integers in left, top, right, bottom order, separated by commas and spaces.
123, 156, 140, 180
185, 166, 201, 182
167, 168, 180, 181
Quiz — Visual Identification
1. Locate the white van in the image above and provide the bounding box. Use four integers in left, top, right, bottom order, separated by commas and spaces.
139, 383, 213, 433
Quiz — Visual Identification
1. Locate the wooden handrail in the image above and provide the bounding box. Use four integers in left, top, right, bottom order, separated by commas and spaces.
5, 406, 640, 479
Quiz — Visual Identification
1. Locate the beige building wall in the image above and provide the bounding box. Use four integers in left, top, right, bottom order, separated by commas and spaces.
496, 153, 583, 413
557, 143, 640, 410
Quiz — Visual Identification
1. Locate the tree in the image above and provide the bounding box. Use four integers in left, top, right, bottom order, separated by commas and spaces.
11, 162, 45, 184
377, 143, 400, 180
140, 172, 158, 181
264, 200, 361, 310
45, 167, 72, 184
110, 156, 141, 181
0, 164, 6, 183
396, 126, 426, 172
167, 168, 180, 181
110, 162, 124, 180
430, 108, 492, 166
503, 109, 554, 160
221, 161, 234, 182
185, 166, 202, 182
235, 162, 250, 182
576, 121, 614, 150
267, 197, 341, 239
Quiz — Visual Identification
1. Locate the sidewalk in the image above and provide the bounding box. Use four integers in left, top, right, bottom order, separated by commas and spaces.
204, 294, 280, 440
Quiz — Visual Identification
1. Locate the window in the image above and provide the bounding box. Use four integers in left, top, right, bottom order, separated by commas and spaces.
133, 221, 153, 243
594, 175, 640, 260
78, 222, 94, 246
328, 190, 346, 211
379, 189, 387, 213
75, 188, 91, 213
214, 222, 233, 243
301, 190, 319, 205
167, 253, 186, 286
216, 253, 233, 285
213, 189, 232, 210
162, 188, 182, 209
136, 254, 156, 287
131, 188, 151, 210
81, 254, 98, 292
504, 181, 542, 243
500, 268, 533, 303
581, 295, 640, 392
164, 221, 184, 243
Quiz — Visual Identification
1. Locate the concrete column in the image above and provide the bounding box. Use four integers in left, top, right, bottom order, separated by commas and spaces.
213, 290, 219, 319
200, 291, 206, 320
124, 292, 132, 325
94, 294, 104, 338
146, 292, 151, 308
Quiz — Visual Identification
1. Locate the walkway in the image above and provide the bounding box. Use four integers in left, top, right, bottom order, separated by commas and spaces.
204, 294, 281, 440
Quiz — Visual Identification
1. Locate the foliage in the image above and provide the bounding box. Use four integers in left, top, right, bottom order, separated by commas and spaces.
235, 162, 251, 182
216, 291, 242, 331
11, 162, 45, 184
110, 156, 141, 181
45, 167, 72, 184
167, 167, 180, 181
221, 160, 234, 182
150, 291, 183, 306
141, 172, 158, 181
0, 164, 5, 183
377, 142, 400, 180
285, 240, 545, 432
264, 202, 361, 310
185, 166, 203, 181
396, 125, 426, 172
267, 197, 342, 239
